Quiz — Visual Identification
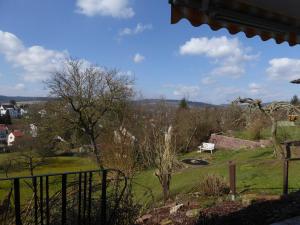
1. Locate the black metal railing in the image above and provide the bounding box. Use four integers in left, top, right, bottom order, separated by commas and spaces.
0, 169, 127, 225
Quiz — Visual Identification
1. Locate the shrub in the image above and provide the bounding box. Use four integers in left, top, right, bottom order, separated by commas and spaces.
198, 174, 230, 196
247, 121, 263, 140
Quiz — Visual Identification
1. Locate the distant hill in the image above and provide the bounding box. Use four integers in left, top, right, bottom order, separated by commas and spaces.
0, 95, 52, 104
0, 96, 217, 107
134, 99, 216, 108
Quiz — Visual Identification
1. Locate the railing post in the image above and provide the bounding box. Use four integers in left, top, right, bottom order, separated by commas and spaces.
40, 176, 44, 225
83, 172, 87, 223
78, 173, 82, 224
62, 174, 67, 225
229, 161, 236, 200
88, 172, 93, 225
283, 159, 289, 196
14, 178, 22, 225
32, 177, 38, 225
46, 176, 50, 225
101, 170, 107, 225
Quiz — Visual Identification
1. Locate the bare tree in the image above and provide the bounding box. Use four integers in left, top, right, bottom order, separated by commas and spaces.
13, 136, 46, 176
47, 60, 133, 166
235, 97, 300, 158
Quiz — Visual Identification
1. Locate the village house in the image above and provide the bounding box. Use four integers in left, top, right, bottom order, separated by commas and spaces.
30, 124, 38, 137
0, 104, 22, 118
7, 130, 24, 146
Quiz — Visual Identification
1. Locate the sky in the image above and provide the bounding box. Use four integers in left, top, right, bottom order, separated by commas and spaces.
0, 0, 300, 104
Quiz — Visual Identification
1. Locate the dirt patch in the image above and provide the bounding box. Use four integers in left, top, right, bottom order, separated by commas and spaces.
197, 191, 300, 225
138, 192, 300, 225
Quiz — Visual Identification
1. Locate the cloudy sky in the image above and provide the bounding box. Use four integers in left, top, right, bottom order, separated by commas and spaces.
0, 0, 300, 104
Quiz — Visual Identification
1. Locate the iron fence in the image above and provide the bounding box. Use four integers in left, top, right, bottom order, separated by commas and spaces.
0, 169, 127, 225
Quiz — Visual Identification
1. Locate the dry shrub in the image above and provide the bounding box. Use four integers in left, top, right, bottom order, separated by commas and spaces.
247, 122, 263, 140
246, 115, 267, 140
199, 174, 230, 196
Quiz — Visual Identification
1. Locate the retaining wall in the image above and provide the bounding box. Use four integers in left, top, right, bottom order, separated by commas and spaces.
209, 133, 272, 150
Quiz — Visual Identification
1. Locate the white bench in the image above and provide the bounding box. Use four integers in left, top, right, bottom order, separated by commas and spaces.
198, 143, 215, 154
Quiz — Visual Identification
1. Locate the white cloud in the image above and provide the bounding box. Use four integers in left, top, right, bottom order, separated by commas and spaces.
76, 0, 134, 18
173, 85, 200, 98
180, 36, 239, 57
119, 23, 152, 36
14, 83, 25, 91
0, 30, 68, 81
164, 84, 201, 99
133, 53, 145, 63
179, 36, 257, 78
266, 58, 300, 80
211, 65, 245, 78
201, 76, 216, 85
248, 82, 262, 94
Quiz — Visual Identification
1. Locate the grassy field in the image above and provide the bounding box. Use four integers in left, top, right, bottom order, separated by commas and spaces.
0, 154, 97, 178
233, 125, 300, 142
132, 147, 300, 207
1, 147, 300, 208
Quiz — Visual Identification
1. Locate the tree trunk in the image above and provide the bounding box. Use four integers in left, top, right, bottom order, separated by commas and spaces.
185, 127, 197, 153
161, 174, 170, 203
155, 172, 171, 203
90, 135, 102, 168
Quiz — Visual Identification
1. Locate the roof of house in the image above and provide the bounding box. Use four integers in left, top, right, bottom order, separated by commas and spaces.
12, 130, 24, 137
169, 0, 300, 46
1, 104, 15, 109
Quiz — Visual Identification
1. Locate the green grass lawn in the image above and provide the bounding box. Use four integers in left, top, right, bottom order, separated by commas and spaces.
0, 154, 97, 178
0, 154, 98, 204
132, 147, 300, 207
233, 125, 300, 142
1, 147, 300, 208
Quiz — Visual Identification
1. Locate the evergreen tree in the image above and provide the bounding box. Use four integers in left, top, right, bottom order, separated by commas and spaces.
4, 110, 11, 125
291, 95, 300, 105
178, 98, 189, 110
9, 99, 16, 106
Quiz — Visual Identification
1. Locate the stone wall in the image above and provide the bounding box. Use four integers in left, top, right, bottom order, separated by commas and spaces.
209, 133, 272, 150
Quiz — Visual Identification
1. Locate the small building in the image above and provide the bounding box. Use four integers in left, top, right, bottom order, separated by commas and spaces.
38, 109, 47, 118
7, 130, 24, 146
0, 104, 21, 118
20, 108, 28, 116
30, 124, 38, 137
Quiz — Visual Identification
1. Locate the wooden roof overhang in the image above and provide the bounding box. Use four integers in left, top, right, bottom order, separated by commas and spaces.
169, 0, 300, 46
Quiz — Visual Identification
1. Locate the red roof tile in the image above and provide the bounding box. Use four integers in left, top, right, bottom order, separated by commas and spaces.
12, 130, 24, 137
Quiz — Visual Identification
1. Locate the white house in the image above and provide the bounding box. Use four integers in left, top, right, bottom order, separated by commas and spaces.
0, 104, 21, 118
38, 109, 47, 118
20, 108, 27, 116
7, 130, 24, 146
0, 105, 7, 116
7, 133, 15, 146
30, 124, 38, 137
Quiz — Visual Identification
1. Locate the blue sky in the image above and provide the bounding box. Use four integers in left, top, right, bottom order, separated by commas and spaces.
0, 0, 300, 104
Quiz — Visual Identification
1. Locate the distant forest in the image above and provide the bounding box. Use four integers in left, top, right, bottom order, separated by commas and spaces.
0, 95, 52, 103
0, 95, 217, 107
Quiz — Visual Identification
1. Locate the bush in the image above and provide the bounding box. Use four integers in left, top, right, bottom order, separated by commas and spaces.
247, 122, 263, 140
198, 174, 230, 196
